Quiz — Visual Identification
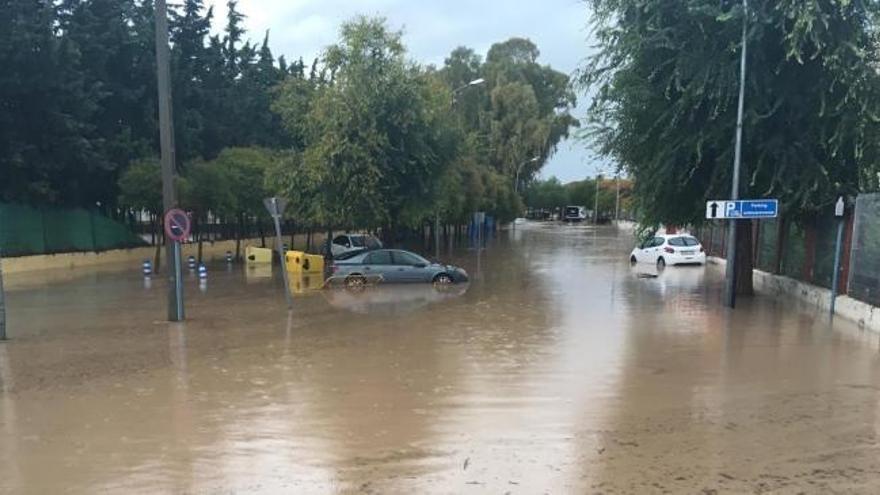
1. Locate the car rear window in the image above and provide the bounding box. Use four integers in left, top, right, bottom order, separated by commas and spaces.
668, 236, 700, 247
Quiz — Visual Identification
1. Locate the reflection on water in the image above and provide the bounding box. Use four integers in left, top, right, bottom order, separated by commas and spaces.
1, 223, 880, 493
322, 283, 468, 315
290, 272, 324, 295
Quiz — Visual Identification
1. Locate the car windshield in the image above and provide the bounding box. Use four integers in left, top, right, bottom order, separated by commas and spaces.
350, 236, 366, 247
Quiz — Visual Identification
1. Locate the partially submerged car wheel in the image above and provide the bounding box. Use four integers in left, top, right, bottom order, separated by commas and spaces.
433, 273, 454, 285
630, 255, 637, 265
656, 257, 666, 270
345, 274, 367, 290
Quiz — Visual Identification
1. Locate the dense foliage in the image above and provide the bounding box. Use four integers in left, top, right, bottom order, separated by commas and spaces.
1, 0, 290, 207
2, 2, 578, 235
581, 0, 880, 227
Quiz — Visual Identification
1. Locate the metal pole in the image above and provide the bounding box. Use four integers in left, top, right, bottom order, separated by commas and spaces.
155, 0, 184, 321
271, 200, 293, 309
830, 217, 845, 318
434, 212, 440, 260
173, 242, 184, 319
594, 175, 600, 224
0, 252, 6, 341
723, 0, 748, 309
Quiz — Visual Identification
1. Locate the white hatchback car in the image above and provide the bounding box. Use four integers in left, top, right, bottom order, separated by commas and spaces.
329, 233, 383, 258
630, 234, 706, 268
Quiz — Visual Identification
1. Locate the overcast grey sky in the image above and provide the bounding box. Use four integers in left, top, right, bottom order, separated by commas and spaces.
204, 0, 606, 182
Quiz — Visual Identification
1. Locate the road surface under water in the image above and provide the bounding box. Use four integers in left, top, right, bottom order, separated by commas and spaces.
1, 223, 880, 494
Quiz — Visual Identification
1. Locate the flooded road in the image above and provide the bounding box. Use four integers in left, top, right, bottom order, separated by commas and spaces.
2, 223, 880, 493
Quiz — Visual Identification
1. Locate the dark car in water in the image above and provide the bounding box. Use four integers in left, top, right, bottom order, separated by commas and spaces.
329, 249, 469, 287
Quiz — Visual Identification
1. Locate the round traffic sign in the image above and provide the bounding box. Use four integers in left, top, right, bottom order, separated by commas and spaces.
164, 208, 191, 242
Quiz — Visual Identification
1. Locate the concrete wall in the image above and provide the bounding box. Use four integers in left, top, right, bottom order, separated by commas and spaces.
708, 256, 880, 332
3, 233, 329, 275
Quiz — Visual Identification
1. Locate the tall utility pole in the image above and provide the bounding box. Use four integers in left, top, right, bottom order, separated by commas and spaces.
155, 0, 184, 321
0, 252, 6, 341
594, 174, 601, 224
723, 0, 748, 309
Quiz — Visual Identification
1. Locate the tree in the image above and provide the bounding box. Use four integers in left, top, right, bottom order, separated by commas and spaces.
210, 147, 275, 258
117, 157, 162, 264
273, 17, 455, 242
525, 177, 568, 211
581, 0, 880, 293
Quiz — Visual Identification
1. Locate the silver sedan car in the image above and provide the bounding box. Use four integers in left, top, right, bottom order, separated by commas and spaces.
329, 249, 469, 287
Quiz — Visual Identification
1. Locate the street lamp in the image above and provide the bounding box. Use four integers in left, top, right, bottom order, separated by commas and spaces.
451, 78, 485, 105
439, 77, 487, 259
515, 156, 540, 193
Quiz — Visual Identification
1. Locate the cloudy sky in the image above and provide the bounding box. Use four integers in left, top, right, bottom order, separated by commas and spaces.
204, 0, 605, 182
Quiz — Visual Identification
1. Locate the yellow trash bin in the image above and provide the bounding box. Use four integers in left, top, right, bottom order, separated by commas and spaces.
286, 250, 325, 273
245, 245, 273, 264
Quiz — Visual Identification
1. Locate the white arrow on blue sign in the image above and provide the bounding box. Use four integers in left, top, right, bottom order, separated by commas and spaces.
706, 199, 778, 220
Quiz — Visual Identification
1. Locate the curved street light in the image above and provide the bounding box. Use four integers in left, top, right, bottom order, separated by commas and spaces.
451, 77, 486, 105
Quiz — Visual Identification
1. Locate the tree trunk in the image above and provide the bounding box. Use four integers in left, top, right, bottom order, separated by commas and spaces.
735, 220, 754, 296
306, 229, 313, 252
259, 221, 266, 248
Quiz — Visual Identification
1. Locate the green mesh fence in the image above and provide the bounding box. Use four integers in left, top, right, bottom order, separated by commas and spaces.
811, 213, 838, 289
780, 222, 806, 280
849, 194, 880, 306
0, 203, 146, 257
755, 219, 778, 272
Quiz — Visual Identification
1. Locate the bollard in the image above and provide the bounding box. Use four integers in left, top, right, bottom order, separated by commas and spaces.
142, 259, 152, 276
283, 243, 289, 253
225, 251, 233, 264
198, 263, 208, 279
188, 255, 196, 271
199, 278, 208, 293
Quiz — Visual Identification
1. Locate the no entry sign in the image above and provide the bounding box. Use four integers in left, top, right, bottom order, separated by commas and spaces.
164, 208, 191, 242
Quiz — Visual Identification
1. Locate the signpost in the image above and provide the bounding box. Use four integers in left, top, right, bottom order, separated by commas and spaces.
707, 197, 777, 309
705, 199, 778, 220
830, 196, 846, 318
264, 197, 293, 309
154, 0, 185, 322
164, 208, 190, 321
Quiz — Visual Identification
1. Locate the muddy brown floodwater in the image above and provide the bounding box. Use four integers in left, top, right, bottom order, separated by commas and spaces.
2, 223, 880, 494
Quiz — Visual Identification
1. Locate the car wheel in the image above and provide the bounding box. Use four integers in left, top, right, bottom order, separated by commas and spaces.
344, 274, 367, 290
630, 255, 637, 265
656, 257, 666, 270
433, 273, 454, 285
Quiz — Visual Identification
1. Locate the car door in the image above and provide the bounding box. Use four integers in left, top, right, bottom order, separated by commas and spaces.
390, 251, 432, 282
641, 237, 662, 263
362, 250, 394, 281
635, 239, 650, 262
